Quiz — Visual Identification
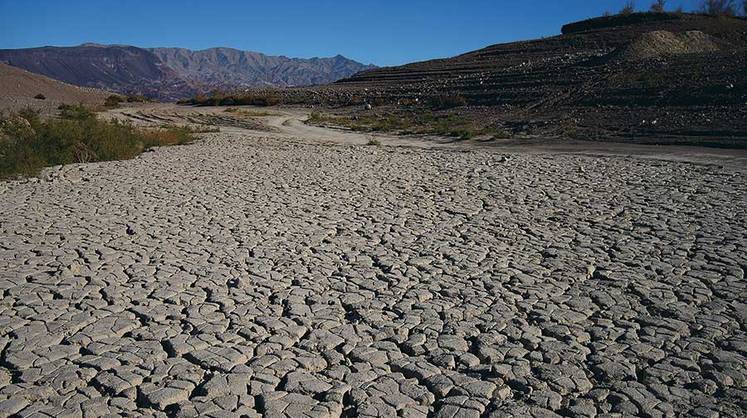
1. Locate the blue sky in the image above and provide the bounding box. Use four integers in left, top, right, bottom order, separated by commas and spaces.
0, 0, 702, 66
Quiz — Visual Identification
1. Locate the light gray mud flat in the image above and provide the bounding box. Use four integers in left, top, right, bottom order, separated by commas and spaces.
0, 127, 746, 418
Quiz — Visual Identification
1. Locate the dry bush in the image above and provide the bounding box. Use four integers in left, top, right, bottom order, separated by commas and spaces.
306, 110, 499, 141
139, 125, 195, 148
104, 95, 124, 108
397, 98, 419, 107
126, 95, 148, 103
34, 93, 46, 100
179, 92, 281, 107
429, 94, 468, 110
650, 0, 667, 12
224, 108, 276, 117
699, 0, 737, 15
620, 1, 636, 15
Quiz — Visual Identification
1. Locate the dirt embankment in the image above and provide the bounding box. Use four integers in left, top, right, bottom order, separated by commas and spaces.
0, 63, 112, 114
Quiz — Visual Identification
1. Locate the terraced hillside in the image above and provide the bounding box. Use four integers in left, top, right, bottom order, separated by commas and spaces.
280, 13, 747, 144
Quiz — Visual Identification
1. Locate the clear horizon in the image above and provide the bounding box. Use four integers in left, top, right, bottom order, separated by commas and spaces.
1, 0, 703, 66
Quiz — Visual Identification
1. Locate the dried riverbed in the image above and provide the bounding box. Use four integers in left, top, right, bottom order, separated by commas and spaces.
1, 116, 746, 417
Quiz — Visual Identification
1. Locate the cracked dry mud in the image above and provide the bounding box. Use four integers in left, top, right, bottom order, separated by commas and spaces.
0, 129, 746, 418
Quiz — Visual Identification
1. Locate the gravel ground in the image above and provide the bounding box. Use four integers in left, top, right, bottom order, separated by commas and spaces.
0, 129, 746, 418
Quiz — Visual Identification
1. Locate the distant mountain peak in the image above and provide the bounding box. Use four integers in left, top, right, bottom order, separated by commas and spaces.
0, 44, 377, 100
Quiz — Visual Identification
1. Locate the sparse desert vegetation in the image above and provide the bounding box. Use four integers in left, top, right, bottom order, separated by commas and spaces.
428, 94, 468, 110
224, 107, 278, 117
104, 94, 125, 108
0, 105, 197, 179
178, 92, 281, 107
103, 94, 149, 108
620, 1, 637, 15
699, 0, 738, 15
307, 110, 510, 140
650, 0, 667, 12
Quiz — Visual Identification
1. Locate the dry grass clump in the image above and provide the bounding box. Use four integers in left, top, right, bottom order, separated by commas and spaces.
104, 95, 125, 108
307, 111, 510, 141
429, 94, 468, 110
0, 105, 196, 179
103, 94, 150, 108
620, 1, 637, 15
179, 92, 281, 107
224, 108, 277, 117
699, 0, 737, 15
126, 95, 149, 103
139, 125, 196, 148
186, 125, 221, 133
651, 0, 667, 12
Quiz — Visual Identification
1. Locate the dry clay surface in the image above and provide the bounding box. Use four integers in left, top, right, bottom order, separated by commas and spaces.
1, 126, 746, 418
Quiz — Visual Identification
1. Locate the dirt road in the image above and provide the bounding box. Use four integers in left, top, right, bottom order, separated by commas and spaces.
108, 103, 747, 169
1, 105, 745, 417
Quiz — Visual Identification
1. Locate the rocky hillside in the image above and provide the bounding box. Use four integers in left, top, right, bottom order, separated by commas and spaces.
0, 44, 194, 101
278, 13, 747, 145
0, 44, 374, 100
149, 47, 375, 90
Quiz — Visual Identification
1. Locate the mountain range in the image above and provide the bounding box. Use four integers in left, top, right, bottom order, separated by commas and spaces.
0, 44, 375, 100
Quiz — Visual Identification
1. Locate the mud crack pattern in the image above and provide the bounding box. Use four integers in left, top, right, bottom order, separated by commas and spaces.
1, 132, 746, 417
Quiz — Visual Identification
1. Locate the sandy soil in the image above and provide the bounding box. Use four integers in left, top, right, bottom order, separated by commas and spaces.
0, 63, 111, 114
0, 104, 745, 417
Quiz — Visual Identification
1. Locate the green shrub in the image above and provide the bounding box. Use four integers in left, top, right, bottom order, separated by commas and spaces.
18, 108, 41, 125
58, 104, 95, 120
0, 107, 196, 179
